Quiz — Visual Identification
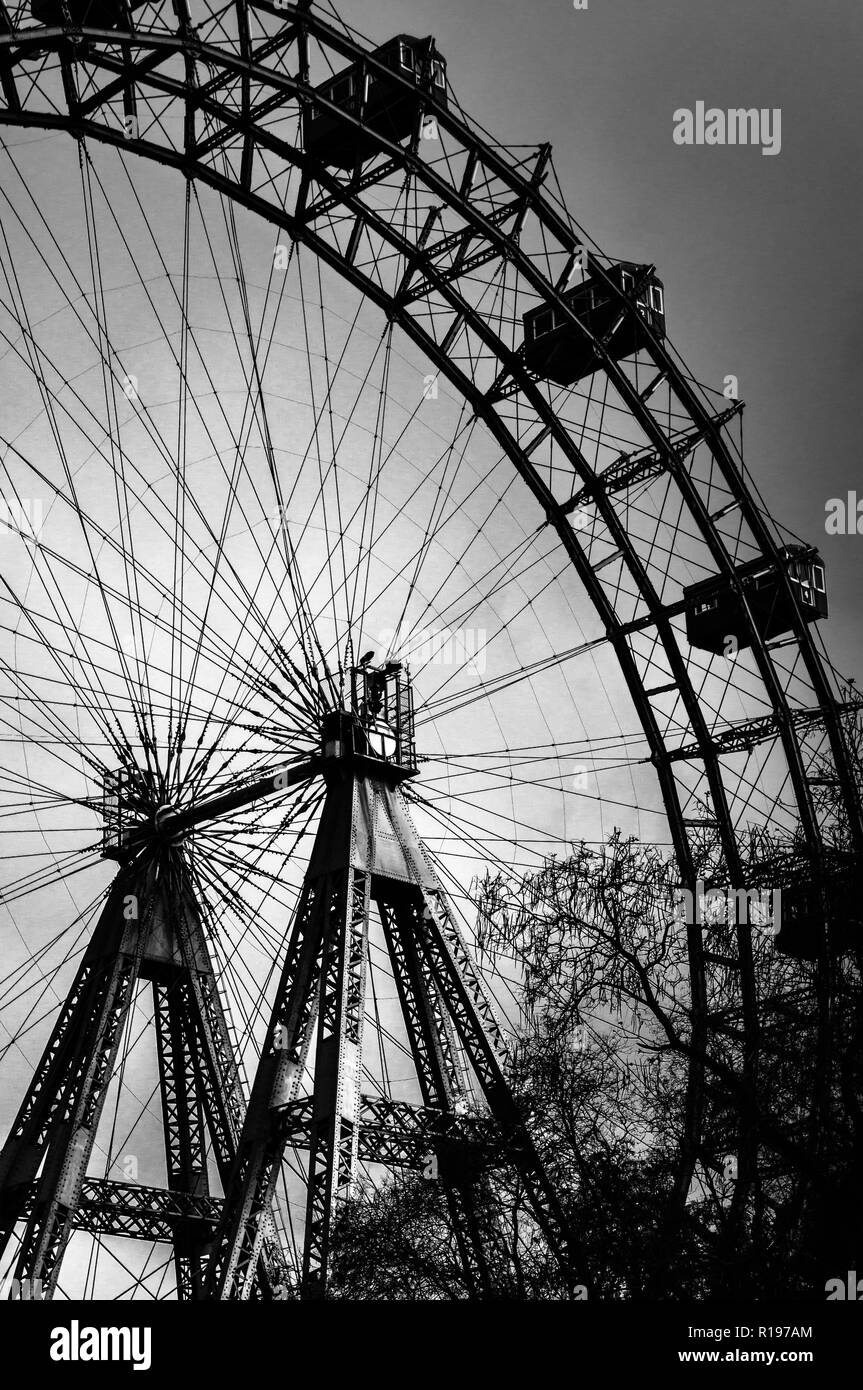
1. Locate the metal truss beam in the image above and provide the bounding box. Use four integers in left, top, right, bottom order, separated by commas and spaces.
276, 1094, 508, 1170
561, 403, 744, 514
21, 1177, 223, 1244
668, 702, 859, 765
15, 1098, 509, 1247
153, 978, 211, 1298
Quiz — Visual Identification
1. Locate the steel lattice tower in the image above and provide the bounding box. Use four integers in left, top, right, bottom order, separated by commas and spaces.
0, 668, 579, 1299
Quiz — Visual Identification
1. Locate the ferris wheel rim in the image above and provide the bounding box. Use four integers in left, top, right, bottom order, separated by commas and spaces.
1, 3, 857, 881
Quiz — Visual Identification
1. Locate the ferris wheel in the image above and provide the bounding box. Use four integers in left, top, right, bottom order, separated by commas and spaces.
0, 0, 858, 1300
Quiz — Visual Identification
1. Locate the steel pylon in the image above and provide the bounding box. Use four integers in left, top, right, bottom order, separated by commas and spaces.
0, 852, 289, 1299
204, 752, 580, 1299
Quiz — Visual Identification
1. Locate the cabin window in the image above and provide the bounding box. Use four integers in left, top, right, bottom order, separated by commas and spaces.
622, 269, 650, 311
812, 563, 826, 593
399, 42, 416, 70
650, 284, 664, 314
533, 309, 555, 339
331, 76, 353, 105
431, 59, 446, 87
695, 597, 718, 615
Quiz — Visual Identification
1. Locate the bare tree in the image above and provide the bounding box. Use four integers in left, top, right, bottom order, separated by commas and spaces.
329, 699, 863, 1299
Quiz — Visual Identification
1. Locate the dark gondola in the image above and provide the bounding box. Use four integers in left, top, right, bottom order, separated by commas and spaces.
30, 0, 124, 25
304, 34, 447, 170
684, 545, 827, 655
523, 260, 666, 385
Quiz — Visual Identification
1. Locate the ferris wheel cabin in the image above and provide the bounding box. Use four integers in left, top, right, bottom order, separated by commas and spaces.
320, 661, 417, 779
30, 0, 124, 24
523, 262, 666, 386
684, 546, 827, 656
775, 855, 861, 961
303, 35, 447, 170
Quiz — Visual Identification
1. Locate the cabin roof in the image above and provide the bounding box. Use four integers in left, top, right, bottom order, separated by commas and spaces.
683, 546, 823, 600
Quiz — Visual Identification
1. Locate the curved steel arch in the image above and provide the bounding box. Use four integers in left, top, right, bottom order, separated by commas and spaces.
0, 0, 855, 1272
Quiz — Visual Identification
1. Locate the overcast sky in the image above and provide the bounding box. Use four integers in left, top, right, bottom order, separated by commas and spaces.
337, 0, 863, 674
